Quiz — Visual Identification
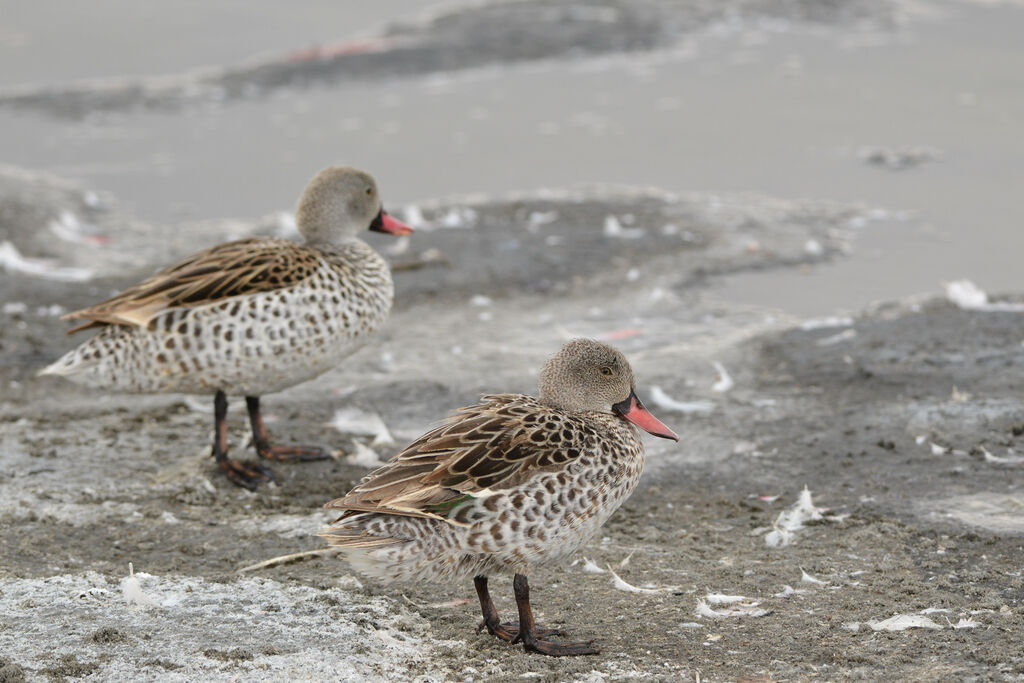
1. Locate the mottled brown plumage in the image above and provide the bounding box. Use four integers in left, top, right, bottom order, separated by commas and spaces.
320, 339, 678, 656
63, 238, 326, 333
41, 166, 413, 489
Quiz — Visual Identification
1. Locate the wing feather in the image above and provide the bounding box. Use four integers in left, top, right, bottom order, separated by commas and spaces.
323, 394, 592, 524
62, 238, 323, 333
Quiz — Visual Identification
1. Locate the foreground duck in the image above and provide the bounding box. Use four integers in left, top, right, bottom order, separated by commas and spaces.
321, 338, 678, 656
40, 166, 412, 488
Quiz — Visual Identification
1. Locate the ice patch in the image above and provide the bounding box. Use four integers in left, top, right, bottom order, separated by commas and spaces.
945, 279, 1024, 312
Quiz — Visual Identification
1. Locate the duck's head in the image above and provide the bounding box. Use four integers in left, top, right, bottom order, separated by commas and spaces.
296, 166, 413, 246
538, 338, 678, 441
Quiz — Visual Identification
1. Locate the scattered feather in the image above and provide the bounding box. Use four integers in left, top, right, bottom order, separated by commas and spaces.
774, 585, 807, 598
328, 407, 393, 446
930, 442, 949, 456
915, 435, 927, 445
800, 316, 854, 331
711, 361, 734, 393
0, 241, 94, 282
347, 440, 385, 467
237, 548, 340, 573
649, 386, 715, 414
800, 569, 827, 585
868, 614, 943, 631
765, 486, 825, 547
981, 446, 1024, 465
603, 215, 645, 239
160, 511, 180, 525
121, 563, 157, 608
618, 551, 635, 569
580, 558, 606, 574
696, 599, 770, 619
607, 566, 673, 594
949, 617, 982, 629
678, 622, 703, 629
49, 211, 109, 245
704, 593, 750, 605
816, 328, 857, 346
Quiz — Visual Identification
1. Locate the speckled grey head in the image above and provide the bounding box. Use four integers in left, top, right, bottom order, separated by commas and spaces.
295, 167, 383, 245
538, 338, 635, 413
539, 338, 679, 440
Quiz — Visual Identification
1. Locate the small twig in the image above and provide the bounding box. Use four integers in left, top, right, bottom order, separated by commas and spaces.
236, 547, 340, 573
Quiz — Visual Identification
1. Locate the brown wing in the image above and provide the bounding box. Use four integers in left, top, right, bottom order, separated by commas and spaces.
62, 238, 324, 333
324, 394, 590, 523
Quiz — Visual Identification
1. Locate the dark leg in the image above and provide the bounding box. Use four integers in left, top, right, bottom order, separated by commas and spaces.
475, 576, 520, 641
212, 390, 275, 490
245, 396, 330, 462
475, 576, 568, 642
512, 573, 598, 656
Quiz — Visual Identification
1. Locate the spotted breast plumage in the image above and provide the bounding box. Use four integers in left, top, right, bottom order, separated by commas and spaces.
40, 166, 413, 489
320, 338, 679, 656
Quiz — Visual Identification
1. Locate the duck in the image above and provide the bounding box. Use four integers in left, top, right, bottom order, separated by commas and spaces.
320, 338, 678, 656
39, 166, 413, 489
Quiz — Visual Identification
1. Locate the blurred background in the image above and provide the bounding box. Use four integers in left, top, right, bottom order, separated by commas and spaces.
1, 0, 1022, 315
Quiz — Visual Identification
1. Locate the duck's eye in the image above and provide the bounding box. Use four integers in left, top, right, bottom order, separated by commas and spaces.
365, 188, 373, 196
600, 367, 613, 376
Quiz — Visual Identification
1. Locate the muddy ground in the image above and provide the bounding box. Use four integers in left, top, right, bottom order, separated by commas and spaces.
2, 170, 1023, 681
2, 0, 1024, 680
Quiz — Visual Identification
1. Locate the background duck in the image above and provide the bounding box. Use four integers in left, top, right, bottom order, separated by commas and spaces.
40, 166, 413, 488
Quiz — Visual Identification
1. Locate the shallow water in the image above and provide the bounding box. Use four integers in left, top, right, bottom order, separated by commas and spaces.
1, 1, 1022, 317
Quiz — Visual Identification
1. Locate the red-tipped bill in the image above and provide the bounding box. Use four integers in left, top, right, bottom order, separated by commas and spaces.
613, 390, 679, 441
370, 210, 414, 236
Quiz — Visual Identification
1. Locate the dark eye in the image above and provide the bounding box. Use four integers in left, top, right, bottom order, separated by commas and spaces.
365, 188, 373, 196
600, 367, 613, 376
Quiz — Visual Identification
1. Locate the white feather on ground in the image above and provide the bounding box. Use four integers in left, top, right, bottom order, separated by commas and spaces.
800, 316, 854, 330
704, 593, 750, 605
347, 440, 385, 468
649, 386, 715, 414
328, 407, 394, 446
580, 558, 606, 574
606, 566, 675, 594
868, 614, 944, 631
121, 563, 157, 608
800, 569, 828, 585
0, 240, 94, 282
711, 361, 734, 393
696, 598, 770, 619
764, 486, 828, 547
